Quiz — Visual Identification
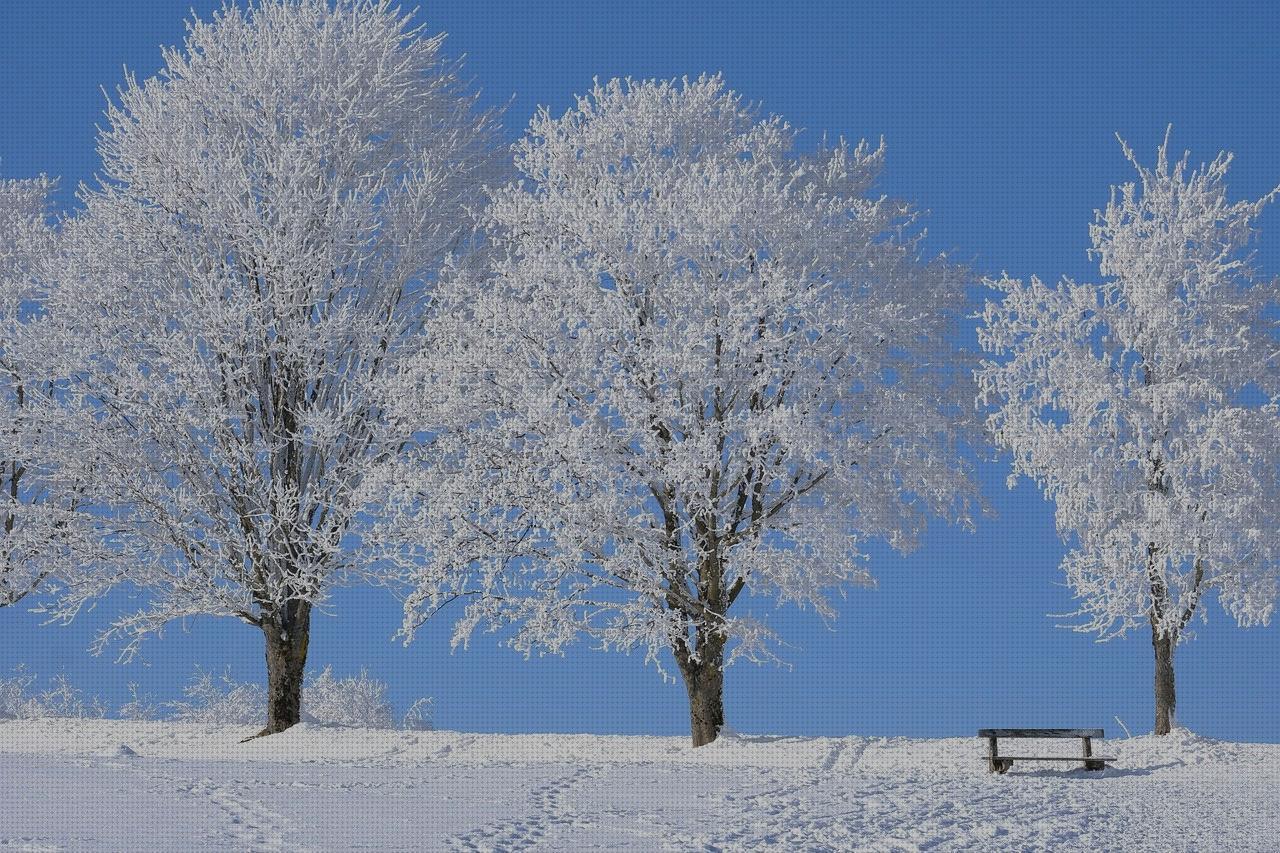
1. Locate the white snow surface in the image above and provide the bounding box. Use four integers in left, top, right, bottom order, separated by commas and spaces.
0, 720, 1275, 851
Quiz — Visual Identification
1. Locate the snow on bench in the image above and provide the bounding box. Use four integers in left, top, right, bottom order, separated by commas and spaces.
978, 728, 1115, 774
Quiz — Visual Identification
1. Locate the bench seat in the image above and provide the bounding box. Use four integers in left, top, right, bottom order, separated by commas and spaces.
980, 755, 1115, 762
978, 729, 1104, 738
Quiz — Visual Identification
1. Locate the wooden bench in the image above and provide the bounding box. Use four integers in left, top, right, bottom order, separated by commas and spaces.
978, 728, 1115, 773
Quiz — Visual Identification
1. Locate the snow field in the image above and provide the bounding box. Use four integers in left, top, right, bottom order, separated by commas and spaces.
0, 721, 1276, 851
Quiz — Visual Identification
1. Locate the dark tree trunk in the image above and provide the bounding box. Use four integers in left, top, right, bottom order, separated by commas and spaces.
261, 600, 311, 735
1152, 624, 1176, 736
677, 633, 726, 747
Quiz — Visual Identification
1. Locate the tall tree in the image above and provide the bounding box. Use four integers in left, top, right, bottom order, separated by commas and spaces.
977, 132, 1280, 734
43, 0, 499, 734
373, 76, 979, 746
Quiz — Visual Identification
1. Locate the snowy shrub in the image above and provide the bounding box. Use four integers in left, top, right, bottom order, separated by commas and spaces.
0, 668, 38, 719
0, 668, 106, 719
36, 674, 107, 719
118, 683, 159, 721
402, 697, 435, 732
3, 665, 429, 730
302, 667, 393, 729
164, 667, 424, 730
167, 668, 266, 726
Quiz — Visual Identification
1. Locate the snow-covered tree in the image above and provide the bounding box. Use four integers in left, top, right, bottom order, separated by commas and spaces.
372, 76, 980, 746
977, 132, 1280, 735
41, 0, 500, 734
0, 176, 103, 607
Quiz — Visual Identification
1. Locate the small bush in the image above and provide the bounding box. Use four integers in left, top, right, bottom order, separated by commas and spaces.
2, 665, 431, 730
402, 696, 434, 731
118, 683, 159, 721
303, 667, 394, 728
168, 668, 266, 726
0, 667, 39, 719
37, 674, 107, 719
0, 668, 106, 720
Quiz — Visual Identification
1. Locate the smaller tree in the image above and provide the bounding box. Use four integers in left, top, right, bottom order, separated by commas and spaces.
977, 132, 1280, 734
371, 76, 980, 746
0, 177, 101, 607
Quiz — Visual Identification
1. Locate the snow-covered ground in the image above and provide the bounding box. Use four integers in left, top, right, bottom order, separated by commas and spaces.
0, 720, 1275, 851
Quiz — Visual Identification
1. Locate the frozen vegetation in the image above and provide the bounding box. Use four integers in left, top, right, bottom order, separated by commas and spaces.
0, 668, 430, 731
0, 719, 1275, 851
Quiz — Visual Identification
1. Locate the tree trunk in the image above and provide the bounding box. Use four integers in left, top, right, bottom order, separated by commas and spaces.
677, 636, 726, 747
261, 601, 311, 735
1152, 624, 1176, 736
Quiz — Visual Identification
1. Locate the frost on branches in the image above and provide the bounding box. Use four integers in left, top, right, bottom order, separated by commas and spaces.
375, 76, 980, 746
977, 132, 1280, 735
40, 0, 499, 734
0, 177, 104, 607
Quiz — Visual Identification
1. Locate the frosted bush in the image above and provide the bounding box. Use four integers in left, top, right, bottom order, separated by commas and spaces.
0, 668, 38, 719
302, 667, 393, 729
0, 668, 106, 719
402, 697, 435, 732
165, 667, 425, 730
37, 674, 107, 719
168, 668, 266, 726
118, 683, 159, 721
3, 665, 429, 730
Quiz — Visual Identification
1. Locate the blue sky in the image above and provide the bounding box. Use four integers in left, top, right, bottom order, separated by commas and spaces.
1, 0, 1278, 741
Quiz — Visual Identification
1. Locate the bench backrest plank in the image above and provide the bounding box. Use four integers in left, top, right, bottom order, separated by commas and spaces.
978, 728, 1104, 738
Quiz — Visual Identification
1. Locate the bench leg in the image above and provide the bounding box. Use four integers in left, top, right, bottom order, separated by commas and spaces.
987, 737, 1011, 774
1082, 737, 1104, 771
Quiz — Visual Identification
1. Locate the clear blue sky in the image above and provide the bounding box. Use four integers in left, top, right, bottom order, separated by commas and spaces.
2, 0, 1278, 741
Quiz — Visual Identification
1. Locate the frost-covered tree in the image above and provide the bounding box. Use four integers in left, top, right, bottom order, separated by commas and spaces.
0, 176, 56, 606
977, 133, 1280, 735
42, 0, 499, 734
373, 76, 980, 746
0, 176, 102, 607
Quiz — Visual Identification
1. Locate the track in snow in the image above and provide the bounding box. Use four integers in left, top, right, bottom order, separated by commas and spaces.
0, 721, 1275, 852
